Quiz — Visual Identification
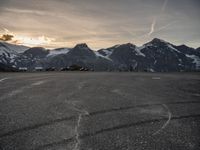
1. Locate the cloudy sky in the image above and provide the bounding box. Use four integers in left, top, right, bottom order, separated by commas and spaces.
0, 0, 199, 49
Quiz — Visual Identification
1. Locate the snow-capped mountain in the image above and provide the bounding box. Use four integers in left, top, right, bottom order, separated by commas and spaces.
96, 38, 200, 71
0, 41, 29, 71
0, 41, 28, 54
46, 43, 114, 70
0, 41, 29, 69
0, 39, 200, 72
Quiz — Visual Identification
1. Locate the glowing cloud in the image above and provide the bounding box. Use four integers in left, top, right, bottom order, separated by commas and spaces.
0, 34, 14, 41
0, 28, 14, 41
0, 28, 55, 47
14, 35, 55, 47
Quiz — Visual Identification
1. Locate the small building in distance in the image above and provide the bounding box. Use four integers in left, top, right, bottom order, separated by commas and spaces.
45, 67, 56, 71
18, 67, 28, 72
35, 67, 43, 71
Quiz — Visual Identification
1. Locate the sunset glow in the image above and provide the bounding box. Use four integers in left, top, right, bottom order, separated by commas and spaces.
13, 35, 55, 47
0, 0, 199, 49
0, 28, 54, 47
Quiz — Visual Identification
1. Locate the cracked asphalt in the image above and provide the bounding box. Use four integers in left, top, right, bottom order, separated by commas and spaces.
0, 72, 200, 150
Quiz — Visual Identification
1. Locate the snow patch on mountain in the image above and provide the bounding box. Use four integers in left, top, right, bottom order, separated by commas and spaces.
94, 51, 112, 61
0, 41, 28, 53
102, 49, 113, 57
47, 48, 70, 57
167, 44, 181, 53
135, 46, 146, 57
186, 54, 200, 69
0, 44, 17, 56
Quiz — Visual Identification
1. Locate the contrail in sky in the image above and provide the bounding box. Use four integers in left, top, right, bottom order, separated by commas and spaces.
156, 21, 177, 32
147, 0, 169, 36
148, 17, 157, 36
161, 0, 169, 12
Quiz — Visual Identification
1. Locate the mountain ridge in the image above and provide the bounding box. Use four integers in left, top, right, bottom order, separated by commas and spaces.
0, 38, 200, 72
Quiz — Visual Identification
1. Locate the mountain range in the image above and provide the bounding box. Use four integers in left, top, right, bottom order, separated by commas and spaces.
0, 38, 200, 72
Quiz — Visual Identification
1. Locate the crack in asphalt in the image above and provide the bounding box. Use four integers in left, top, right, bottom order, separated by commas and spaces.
66, 101, 89, 150
73, 111, 89, 150
152, 104, 172, 135
73, 114, 83, 150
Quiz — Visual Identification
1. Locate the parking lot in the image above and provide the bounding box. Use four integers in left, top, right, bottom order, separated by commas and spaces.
0, 72, 200, 150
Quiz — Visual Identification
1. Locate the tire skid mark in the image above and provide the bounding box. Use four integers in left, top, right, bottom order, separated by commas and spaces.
152, 104, 172, 135
34, 137, 75, 150
191, 93, 200, 97
80, 114, 200, 139
0, 101, 200, 139
88, 100, 200, 116
0, 116, 75, 138
35, 114, 200, 150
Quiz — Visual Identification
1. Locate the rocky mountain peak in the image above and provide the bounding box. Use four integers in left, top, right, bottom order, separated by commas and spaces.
74, 43, 90, 50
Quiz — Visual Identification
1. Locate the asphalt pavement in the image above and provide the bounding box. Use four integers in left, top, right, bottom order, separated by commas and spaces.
0, 72, 200, 150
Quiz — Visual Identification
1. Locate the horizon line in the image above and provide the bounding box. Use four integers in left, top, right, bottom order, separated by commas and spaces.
0, 38, 199, 50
